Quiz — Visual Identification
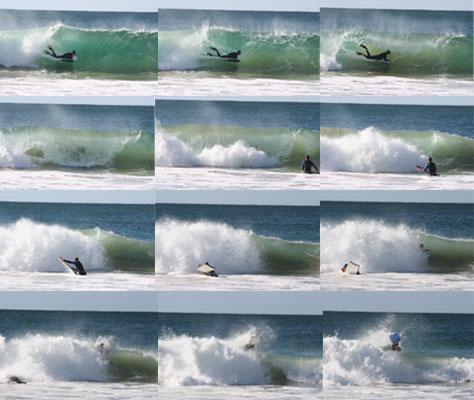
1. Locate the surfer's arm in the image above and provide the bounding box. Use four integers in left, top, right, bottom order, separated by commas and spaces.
311, 161, 319, 172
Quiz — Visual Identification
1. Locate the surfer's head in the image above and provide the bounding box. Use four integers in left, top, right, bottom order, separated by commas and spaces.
428, 157, 433, 162
72, 50, 76, 55
306, 154, 311, 160
387, 50, 391, 54
75, 257, 79, 261
237, 50, 241, 55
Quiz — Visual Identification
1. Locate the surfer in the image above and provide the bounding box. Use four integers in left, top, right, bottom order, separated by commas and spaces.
44, 45, 76, 61
356, 44, 391, 61
341, 261, 360, 274
8, 376, 26, 384
423, 157, 438, 176
389, 332, 402, 351
207, 47, 241, 60
301, 155, 319, 174
61, 257, 87, 275
198, 262, 218, 277
419, 243, 431, 255
391, 342, 401, 351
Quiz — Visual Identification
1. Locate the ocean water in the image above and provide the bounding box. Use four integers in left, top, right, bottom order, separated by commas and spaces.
321, 202, 473, 291
0, 103, 155, 189
0, 310, 157, 399
324, 312, 473, 399
0, 10, 157, 95
158, 313, 322, 399
156, 100, 320, 190
320, 103, 474, 190
155, 204, 320, 290
0, 202, 155, 290
320, 9, 474, 96
158, 9, 319, 96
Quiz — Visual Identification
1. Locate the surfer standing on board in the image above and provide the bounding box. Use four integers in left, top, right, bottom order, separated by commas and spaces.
61, 257, 87, 275
44, 45, 76, 61
356, 44, 391, 61
207, 47, 241, 60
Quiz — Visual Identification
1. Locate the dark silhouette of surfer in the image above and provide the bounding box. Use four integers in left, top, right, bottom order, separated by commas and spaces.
8, 376, 26, 384
356, 44, 391, 61
60, 257, 87, 275
44, 45, 76, 61
423, 157, 438, 176
207, 47, 241, 60
301, 155, 319, 174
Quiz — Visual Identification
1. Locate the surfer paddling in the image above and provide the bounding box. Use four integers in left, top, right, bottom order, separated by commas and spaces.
356, 44, 391, 61
207, 47, 241, 60
44, 45, 76, 61
60, 256, 87, 275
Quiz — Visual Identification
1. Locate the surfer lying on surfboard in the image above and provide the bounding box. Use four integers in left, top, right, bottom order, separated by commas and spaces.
207, 47, 241, 60
356, 44, 391, 61
60, 256, 87, 275
44, 45, 76, 61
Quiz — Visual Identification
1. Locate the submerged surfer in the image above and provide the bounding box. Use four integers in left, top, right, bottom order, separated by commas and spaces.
356, 44, 391, 61
341, 261, 360, 274
207, 47, 241, 60
44, 45, 76, 61
61, 257, 87, 275
8, 376, 26, 384
301, 155, 319, 174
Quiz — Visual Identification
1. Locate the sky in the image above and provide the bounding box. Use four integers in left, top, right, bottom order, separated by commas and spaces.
2, 0, 471, 12
0, 291, 471, 315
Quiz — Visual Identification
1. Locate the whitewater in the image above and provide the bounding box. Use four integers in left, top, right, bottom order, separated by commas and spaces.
0, 219, 155, 290
155, 219, 319, 291
321, 220, 473, 291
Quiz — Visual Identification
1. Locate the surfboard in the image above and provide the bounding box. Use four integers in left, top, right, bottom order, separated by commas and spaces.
389, 332, 401, 344
206, 54, 240, 63
59, 257, 80, 275
197, 263, 218, 277
416, 165, 440, 176
341, 261, 361, 274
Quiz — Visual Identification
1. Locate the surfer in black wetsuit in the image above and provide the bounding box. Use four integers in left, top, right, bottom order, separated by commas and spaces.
44, 45, 76, 61
207, 47, 241, 60
356, 44, 391, 61
391, 343, 401, 351
301, 155, 319, 174
62, 257, 87, 275
423, 157, 438, 176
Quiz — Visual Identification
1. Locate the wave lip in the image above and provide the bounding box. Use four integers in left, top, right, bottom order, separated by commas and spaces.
0, 23, 158, 74
0, 219, 154, 274
321, 127, 473, 174
155, 124, 319, 171
0, 127, 154, 173
158, 27, 319, 74
324, 327, 473, 385
0, 334, 157, 383
155, 219, 319, 275
158, 327, 321, 387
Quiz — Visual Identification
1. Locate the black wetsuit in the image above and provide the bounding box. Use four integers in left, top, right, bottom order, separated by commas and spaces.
424, 161, 438, 176
45, 46, 75, 60
357, 45, 390, 61
63, 259, 87, 275
208, 47, 239, 59
301, 159, 319, 173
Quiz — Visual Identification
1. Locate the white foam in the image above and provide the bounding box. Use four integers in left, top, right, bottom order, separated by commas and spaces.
155, 220, 262, 274
0, 219, 108, 272
0, 334, 107, 382
321, 220, 428, 273
321, 128, 427, 173
155, 130, 277, 169
324, 326, 473, 385
158, 328, 267, 386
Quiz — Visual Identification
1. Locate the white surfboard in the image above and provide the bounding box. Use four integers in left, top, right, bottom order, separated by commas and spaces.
197, 263, 218, 276
59, 257, 80, 275
341, 261, 361, 274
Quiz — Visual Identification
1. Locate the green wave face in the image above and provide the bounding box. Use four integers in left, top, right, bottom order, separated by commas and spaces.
87, 229, 155, 274
0, 25, 157, 74
163, 124, 320, 170
159, 28, 319, 75
107, 350, 158, 382
0, 127, 154, 173
253, 235, 320, 275
322, 128, 474, 174
322, 30, 473, 75
421, 234, 474, 272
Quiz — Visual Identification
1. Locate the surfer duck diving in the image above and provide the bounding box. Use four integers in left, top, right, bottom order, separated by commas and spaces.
356, 44, 391, 61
